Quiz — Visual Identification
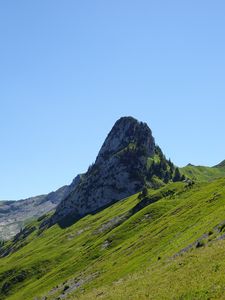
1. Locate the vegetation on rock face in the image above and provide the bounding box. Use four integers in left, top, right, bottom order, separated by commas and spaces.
146, 146, 184, 186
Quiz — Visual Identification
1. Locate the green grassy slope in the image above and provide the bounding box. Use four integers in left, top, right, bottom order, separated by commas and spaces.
1, 177, 225, 299
79, 239, 225, 300
180, 163, 225, 182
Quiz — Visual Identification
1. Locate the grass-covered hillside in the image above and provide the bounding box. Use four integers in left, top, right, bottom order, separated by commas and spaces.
180, 161, 225, 182
1, 176, 225, 299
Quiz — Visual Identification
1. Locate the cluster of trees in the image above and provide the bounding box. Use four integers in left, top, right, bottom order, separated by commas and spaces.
147, 146, 185, 184
173, 167, 185, 182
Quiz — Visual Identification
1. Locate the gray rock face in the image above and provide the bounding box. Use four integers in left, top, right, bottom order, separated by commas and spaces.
49, 117, 156, 226
0, 175, 81, 240
96, 116, 155, 164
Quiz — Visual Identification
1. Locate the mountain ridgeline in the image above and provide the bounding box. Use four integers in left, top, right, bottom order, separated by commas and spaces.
46, 117, 183, 228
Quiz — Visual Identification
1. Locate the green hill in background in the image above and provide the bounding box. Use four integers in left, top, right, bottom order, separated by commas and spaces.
180, 161, 225, 182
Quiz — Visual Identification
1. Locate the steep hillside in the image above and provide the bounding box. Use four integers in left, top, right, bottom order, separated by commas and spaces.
0, 177, 225, 299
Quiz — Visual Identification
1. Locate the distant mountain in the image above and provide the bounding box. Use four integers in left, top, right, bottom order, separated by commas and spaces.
214, 159, 225, 168
180, 160, 225, 182
46, 116, 182, 228
0, 175, 81, 240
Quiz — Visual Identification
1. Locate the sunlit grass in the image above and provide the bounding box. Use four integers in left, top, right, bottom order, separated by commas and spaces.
0, 178, 225, 299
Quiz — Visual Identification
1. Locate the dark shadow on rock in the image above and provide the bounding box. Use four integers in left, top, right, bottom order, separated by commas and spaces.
57, 213, 81, 229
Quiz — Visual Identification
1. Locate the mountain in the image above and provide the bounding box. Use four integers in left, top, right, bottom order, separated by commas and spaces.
1, 116, 180, 240
0, 175, 81, 240
1, 116, 225, 300
46, 116, 179, 228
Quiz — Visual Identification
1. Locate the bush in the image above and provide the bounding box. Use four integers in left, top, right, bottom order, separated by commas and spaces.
63, 285, 70, 291
138, 186, 148, 199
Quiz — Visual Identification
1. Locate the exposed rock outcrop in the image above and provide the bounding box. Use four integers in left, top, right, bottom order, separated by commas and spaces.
1, 116, 178, 238
48, 117, 156, 226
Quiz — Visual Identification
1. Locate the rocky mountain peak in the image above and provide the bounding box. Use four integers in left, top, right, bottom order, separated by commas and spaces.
96, 116, 155, 164
45, 117, 171, 228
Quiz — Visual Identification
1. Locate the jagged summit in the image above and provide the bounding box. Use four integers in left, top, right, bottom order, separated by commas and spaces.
96, 116, 155, 164
45, 116, 176, 227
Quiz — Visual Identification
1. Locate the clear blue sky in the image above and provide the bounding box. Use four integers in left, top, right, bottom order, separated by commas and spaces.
0, 1, 224, 200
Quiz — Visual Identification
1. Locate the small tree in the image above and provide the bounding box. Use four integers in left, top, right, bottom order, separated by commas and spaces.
138, 186, 148, 199
173, 167, 181, 182
168, 159, 175, 172
164, 171, 170, 184
142, 186, 148, 197
180, 174, 186, 181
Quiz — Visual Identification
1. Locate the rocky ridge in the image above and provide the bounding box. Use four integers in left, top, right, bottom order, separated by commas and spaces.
48, 117, 158, 226
1, 116, 179, 239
